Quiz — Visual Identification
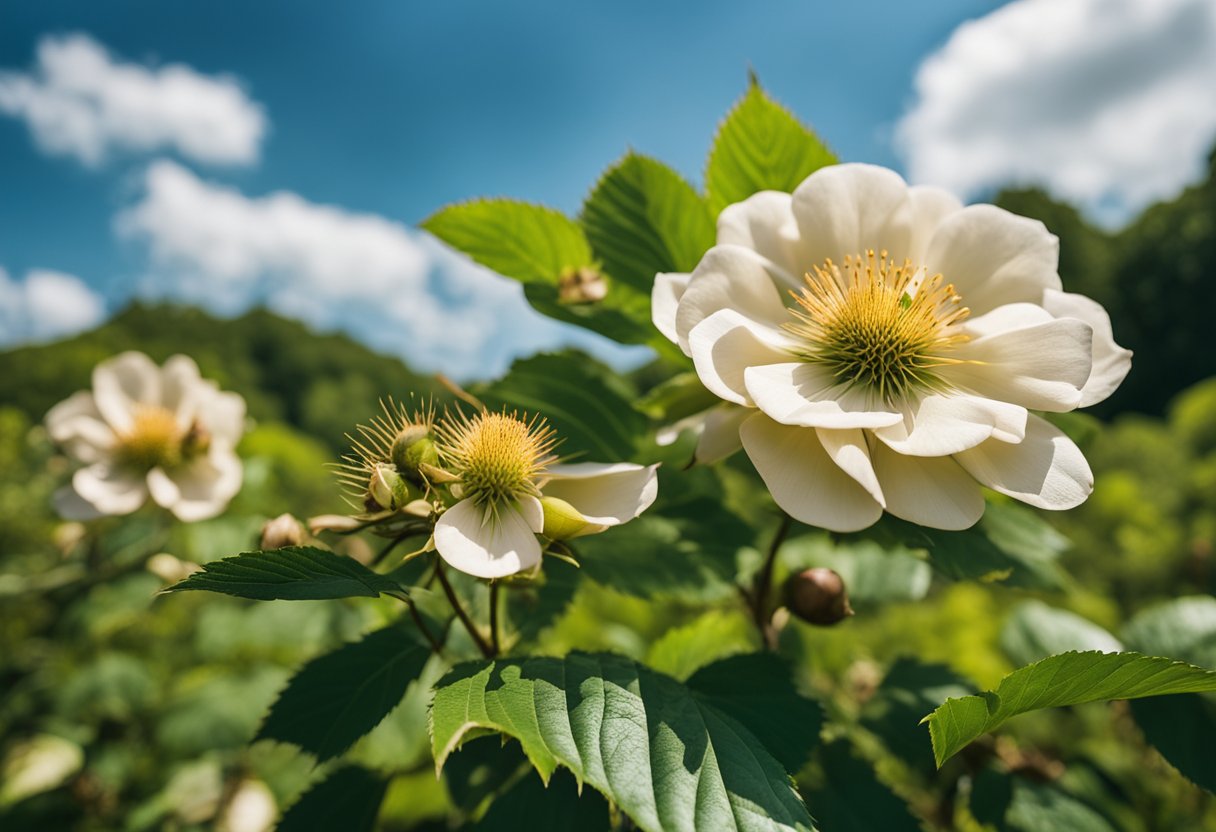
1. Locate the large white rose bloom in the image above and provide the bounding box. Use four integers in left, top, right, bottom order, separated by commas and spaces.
432, 410, 659, 579
45, 351, 247, 522
652, 163, 1131, 532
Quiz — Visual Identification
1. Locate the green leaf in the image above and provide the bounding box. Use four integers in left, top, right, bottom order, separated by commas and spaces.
258, 624, 432, 761
645, 610, 757, 681
442, 736, 529, 814
781, 535, 931, 604
861, 659, 973, 775
504, 557, 582, 646
705, 83, 837, 213
473, 351, 648, 463
476, 768, 610, 831
635, 371, 720, 424
278, 766, 387, 832
1000, 601, 1123, 667
165, 546, 404, 601
422, 199, 651, 344
805, 740, 921, 832
925, 651, 1216, 767
1122, 596, 1216, 667
970, 769, 1117, 832
430, 651, 815, 832
581, 153, 715, 293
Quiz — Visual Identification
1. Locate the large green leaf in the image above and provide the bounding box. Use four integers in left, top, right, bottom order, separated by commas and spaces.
165, 546, 405, 601
1000, 601, 1123, 667
645, 610, 757, 681
278, 766, 387, 832
476, 768, 610, 831
861, 659, 972, 775
704, 82, 837, 213
970, 769, 1117, 832
581, 153, 715, 293
258, 623, 432, 761
925, 651, 1216, 767
430, 651, 816, 832
805, 740, 921, 832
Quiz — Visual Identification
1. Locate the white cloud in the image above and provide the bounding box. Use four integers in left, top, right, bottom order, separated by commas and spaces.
115, 160, 649, 379
0, 267, 107, 346
897, 0, 1216, 224
0, 33, 266, 167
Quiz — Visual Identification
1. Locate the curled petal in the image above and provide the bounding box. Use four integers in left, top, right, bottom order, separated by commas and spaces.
541, 462, 659, 526
688, 308, 795, 406
674, 245, 792, 353
434, 499, 543, 579
873, 393, 1027, 457
791, 163, 913, 265
45, 390, 115, 464
71, 463, 149, 517
716, 191, 810, 280
1041, 289, 1132, 408
695, 404, 749, 464
868, 440, 984, 531
744, 363, 903, 429
652, 272, 691, 345
816, 427, 885, 507
955, 414, 1093, 510
149, 447, 243, 521
160, 354, 205, 428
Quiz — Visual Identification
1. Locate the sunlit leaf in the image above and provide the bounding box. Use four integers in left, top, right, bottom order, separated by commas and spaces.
1000, 601, 1123, 667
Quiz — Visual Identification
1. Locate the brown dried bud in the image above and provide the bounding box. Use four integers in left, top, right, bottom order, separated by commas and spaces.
784, 567, 854, 626
557, 267, 608, 304
260, 513, 305, 549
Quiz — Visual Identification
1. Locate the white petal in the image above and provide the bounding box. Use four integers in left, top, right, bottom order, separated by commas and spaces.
907, 185, 963, 262
655, 410, 708, 447
816, 428, 885, 507
71, 463, 149, 517
541, 462, 659, 526
45, 391, 115, 464
695, 404, 749, 464
52, 485, 105, 521
196, 388, 247, 445
868, 440, 984, 530
1041, 289, 1132, 408
652, 272, 691, 345
739, 413, 882, 532
791, 163, 913, 264
955, 415, 1093, 510
688, 308, 795, 405
673, 245, 793, 353
151, 448, 244, 521
716, 191, 811, 280
924, 205, 1062, 316
946, 317, 1093, 412
873, 393, 1027, 456
160, 354, 204, 428
433, 499, 543, 579
518, 494, 545, 533
92, 351, 161, 433
744, 363, 903, 429
960, 303, 1056, 338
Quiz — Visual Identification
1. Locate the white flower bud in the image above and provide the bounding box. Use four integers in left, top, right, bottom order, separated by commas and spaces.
540, 496, 605, 541
260, 513, 305, 550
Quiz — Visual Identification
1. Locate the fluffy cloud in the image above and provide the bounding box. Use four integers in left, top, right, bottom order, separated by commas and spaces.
115, 160, 648, 379
0, 267, 107, 346
897, 0, 1216, 224
0, 33, 265, 167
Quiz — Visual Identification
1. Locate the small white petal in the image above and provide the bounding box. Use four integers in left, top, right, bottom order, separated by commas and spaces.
791, 163, 913, 265
655, 411, 708, 447
739, 413, 882, 532
196, 388, 247, 445
924, 205, 1063, 316
868, 440, 984, 530
688, 308, 795, 406
673, 245, 792, 353
947, 317, 1093, 412
71, 463, 149, 517
907, 185, 963, 262
1041, 289, 1132, 408
518, 494, 545, 533
151, 447, 243, 521
816, 428, 885, 507
542, 462, 659, 526
744, 363, 903, 429
45, 390, 115, 464
92, 351, 161, 432
874, 393, 1027, 456
434, 499, 543, 579
960, 303, 1056, 338
716, 191, 811, 280
695, 404, 750, 464
955, 415, 1093, 510
160, 354, 204, 428
652, 272, 691, 345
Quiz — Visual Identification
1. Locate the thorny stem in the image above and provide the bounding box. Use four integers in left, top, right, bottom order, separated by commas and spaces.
489, 581, 501, 656
435, 561, 494, 658
748, 512, 793, 651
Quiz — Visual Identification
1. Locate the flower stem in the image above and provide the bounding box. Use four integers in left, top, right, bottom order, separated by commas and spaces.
489, 581, 501, 656
399, 593, 445, 655
435, 561, 494, 658
748, 512, 793, 651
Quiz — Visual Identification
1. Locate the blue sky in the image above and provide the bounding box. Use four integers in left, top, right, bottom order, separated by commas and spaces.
2, 0, 1214, 377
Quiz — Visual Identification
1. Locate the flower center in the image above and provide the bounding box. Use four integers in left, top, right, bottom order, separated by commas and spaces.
114, 404, 185, 471
783, 250, 971, 404
437, 411, 558, 513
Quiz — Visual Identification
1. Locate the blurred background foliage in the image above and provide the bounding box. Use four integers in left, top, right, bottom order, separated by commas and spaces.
2, 153, 1216, 829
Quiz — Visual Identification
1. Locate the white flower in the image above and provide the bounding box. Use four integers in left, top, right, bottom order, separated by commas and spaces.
45, 351, 246, 522
432, 410, 659, 579
653, 163, 1131, 532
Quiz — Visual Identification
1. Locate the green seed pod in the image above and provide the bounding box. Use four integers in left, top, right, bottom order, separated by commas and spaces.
540, 496, 602, 541
391, 425, 439, 471
367, 463, 411, 512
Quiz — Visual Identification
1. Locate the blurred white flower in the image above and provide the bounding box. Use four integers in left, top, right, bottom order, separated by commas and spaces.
432, 410, 658, 578
45, 351, 246, 521
654, 163, 1131, 531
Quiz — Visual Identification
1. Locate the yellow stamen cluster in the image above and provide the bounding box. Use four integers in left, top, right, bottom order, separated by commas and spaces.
784, 250, 971, 404
113, 404, 186, 470
435, 410, 559, 515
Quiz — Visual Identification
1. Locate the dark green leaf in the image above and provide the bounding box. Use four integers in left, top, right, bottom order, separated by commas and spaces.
278, 766, 387, 832
635, 371, 720, 424
1000, 601, 1123, 667
925, 651, 1216, 767
581, 153, 715, 293
861, 659, 973, 775
705, 83, 837, 213
442, 737, 529, 814
476, 768, 610, 831
259, 624, 431, 761
430, 651, 815, 832
165, 546, 404, 601
504, 557, 581, 646
806, 740, 921, 832
970, 769, 1116, 832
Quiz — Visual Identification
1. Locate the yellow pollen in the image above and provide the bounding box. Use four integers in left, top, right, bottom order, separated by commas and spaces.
783, 249, 971, 403
114, 404, 185, 470
435, 410, 559, 514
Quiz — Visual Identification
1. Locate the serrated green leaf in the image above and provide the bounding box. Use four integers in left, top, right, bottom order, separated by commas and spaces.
645, 610, 757, 681
925, 651, 1216, 767
476, 768, 610, 831
705, 83, 837, 213
581, 153, 715, 293
278, 766, 387, 832
430, 651, 816, 832
861, 659, 973, 775
258, 624, 432, 761
1000, 601, 1123, 667
165, 546, 404, 601
806, 740, 921, 832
